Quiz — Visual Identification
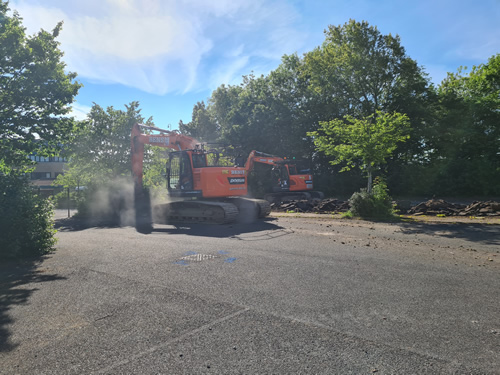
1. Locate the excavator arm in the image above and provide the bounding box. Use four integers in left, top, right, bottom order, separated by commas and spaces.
243, 150, 284, 172
131, 123, 201, 188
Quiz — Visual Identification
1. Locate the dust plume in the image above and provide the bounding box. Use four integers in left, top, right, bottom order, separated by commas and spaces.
81, 177, 136, 226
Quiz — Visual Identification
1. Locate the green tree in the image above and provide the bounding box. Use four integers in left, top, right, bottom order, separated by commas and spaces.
431, 55, 500, 196
309, 111, 410, 192
206, 70, 316, 159
0, 2, 81, 173
56, 102, 167, 222
0, 2, 79, 258
304, 20, 427, 119
179, 101, 219, 142
57, 101, 156, 188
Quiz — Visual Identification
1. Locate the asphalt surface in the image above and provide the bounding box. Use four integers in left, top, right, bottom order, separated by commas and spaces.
0, 211, 499, 374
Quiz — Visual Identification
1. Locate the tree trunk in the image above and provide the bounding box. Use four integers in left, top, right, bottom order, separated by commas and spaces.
367, 168, 373, 193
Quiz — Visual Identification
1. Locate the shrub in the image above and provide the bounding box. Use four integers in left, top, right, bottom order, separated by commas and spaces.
0, 174, 57, 259
348, 178, 395, 219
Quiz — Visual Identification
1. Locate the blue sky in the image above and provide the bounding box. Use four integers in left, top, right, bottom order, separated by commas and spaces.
9, 0, 500, 130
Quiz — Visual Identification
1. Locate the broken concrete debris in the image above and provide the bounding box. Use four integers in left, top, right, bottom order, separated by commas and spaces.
272, 198, 500, 217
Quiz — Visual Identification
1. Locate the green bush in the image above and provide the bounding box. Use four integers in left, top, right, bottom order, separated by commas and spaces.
0, 174, 57, 259
348, 178, 395, 219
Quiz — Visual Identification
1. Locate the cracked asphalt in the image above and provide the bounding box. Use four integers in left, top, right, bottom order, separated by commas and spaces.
0, 211, 499, 374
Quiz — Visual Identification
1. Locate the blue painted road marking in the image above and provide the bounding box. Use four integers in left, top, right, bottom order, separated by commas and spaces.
174, 260, 189, 266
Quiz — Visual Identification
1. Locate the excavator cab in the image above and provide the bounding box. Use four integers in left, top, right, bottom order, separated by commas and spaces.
167, 151, 201, 197
271, 164, 290, 192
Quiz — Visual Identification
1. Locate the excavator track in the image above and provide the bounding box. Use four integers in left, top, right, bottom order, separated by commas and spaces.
254, 198, 272, 218
153, 200, 239, 225
228, 198, 271, 220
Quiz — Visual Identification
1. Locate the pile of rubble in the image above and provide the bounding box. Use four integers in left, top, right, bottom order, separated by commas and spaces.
406, 199, 466, 216
272, 197, 500, 217
407, 199, 500, 217
272, 198, 350, 213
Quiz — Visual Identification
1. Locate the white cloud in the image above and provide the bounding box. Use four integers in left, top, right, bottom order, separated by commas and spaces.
70, 103, 92, 121
10, 0, 306, 95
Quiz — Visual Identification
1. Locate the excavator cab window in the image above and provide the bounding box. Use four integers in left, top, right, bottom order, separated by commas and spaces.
279, 165, 290, 189
167, 152, 193, 191
192, 153, 207, 168
288, 165, 298, 175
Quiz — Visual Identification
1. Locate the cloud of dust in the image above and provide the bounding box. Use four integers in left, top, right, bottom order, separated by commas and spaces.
149, 185, 173, 224
84, 177, 136, 226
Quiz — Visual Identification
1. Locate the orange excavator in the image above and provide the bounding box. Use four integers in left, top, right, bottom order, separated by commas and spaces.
244, 150, 324, 204
131, 123, 270, 226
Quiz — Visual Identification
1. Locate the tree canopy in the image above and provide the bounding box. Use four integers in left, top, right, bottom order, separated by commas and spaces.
431, 55, 500, 195
0, 1, 81, 173
55, 102, 163, 189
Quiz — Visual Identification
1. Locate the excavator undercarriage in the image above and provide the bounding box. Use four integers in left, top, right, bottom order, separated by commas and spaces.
152, 198, 271, 225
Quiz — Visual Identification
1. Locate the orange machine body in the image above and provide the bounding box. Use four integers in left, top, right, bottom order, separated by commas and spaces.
131, 123, 247, 198
244, 150, 313, 193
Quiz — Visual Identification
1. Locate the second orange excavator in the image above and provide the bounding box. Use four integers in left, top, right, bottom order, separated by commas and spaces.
244, 150, 324, 204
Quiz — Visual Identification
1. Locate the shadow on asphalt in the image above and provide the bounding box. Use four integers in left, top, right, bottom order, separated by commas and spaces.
398, 221, 500, 247
0, 258, 66, 353
54, 217, 122, 231
54, 216, 287, 239
151, 218, 289, 239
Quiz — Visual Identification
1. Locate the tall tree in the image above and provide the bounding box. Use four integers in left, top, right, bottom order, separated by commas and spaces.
0, 1, 80, 258
304, 20, 432, 194
304, 20, 427, 119
179, 101, 219, 142
0, 1, 81, 173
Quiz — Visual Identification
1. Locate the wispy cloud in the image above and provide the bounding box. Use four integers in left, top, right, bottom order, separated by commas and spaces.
70, 103, 92, 121
11, 0, 306, 95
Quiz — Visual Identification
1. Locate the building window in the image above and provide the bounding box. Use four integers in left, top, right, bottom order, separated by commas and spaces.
30, 172, 53, 180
